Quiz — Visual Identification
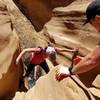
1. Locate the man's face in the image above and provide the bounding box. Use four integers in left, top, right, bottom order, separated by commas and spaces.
90, 15, 100, 33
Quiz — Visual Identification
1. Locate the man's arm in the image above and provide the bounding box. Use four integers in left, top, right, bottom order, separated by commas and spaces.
55, 46, 100, 81
72, 46, 100, 74
16, 48, 36, 64
55, 47, 78, 53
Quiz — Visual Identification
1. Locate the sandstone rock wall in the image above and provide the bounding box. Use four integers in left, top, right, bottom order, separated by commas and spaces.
13, 65, 100, 100
2, 0, 100, 100
13, 0, 100, 100
0, 1, 24, 100
46, 0, 100, 87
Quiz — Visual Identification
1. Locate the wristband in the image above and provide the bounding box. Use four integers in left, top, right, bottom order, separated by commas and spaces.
69, 67, 74, 75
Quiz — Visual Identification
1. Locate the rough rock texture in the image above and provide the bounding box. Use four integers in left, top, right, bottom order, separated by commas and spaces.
13, 65, 99, 100
0, 0, 79, 99
12, 0, 100, 100
0, 1, 24, 100
12, 0, 76, 32
1, 0, 100, 100
45, 0, 100, 88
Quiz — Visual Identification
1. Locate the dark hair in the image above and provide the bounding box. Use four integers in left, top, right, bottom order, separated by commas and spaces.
48, 42, 53, 47
35, 46, 43, 54
84, 0, 100, 25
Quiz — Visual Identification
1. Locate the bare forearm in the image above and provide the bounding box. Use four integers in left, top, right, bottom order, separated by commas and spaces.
16, 48, 36, 64
16, 50, 26, 63
72, 46, 100, 74
56, 48, 74, 52
63, 49, 73, 52
72, 59, 95, 74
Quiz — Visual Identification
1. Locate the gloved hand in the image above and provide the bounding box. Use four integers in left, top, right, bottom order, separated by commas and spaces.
55, 67, 71, 81
73, 55, 83, 65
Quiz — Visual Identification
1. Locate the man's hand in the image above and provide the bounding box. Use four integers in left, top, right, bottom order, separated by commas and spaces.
55, 67, 71, 81
72, 47, 79, 53
73, 55, 83, 65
